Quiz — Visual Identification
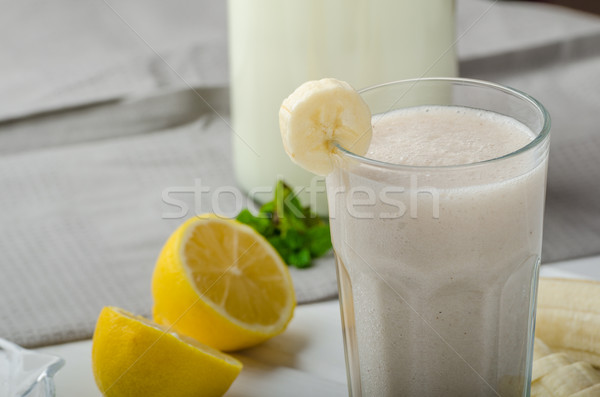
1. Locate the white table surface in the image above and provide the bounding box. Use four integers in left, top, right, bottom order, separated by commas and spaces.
36, 255, 600, 397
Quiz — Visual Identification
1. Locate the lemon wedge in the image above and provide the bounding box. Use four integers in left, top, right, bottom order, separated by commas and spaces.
92, 306, 242, 397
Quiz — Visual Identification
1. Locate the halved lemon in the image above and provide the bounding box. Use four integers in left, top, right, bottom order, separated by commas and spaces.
91, 306, 242, 397
151, 215, 296, 351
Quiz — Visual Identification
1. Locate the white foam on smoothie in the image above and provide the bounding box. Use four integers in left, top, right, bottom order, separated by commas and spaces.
367, 106, 534, 167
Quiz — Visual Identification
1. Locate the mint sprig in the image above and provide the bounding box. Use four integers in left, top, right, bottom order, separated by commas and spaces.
236, 181, 332, 268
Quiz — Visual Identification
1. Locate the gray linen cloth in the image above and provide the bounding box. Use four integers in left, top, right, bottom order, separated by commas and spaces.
0, 0, 599, 347
0, 90, 337, 347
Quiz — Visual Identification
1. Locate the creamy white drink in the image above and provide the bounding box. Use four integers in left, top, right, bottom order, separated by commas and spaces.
328, 106, 548, 396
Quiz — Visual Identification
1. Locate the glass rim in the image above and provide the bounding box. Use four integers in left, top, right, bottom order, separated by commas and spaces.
334, 77, 551, 171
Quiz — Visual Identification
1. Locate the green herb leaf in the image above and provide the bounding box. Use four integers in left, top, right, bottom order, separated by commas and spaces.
236, 180, 332, 268
307, 224, 332, 257
288, 248, 312, 268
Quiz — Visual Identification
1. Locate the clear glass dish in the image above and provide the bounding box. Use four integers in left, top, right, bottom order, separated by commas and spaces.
0, 338, 64, 397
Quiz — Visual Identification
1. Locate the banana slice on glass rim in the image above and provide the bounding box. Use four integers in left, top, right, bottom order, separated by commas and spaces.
279, 78, 373, 176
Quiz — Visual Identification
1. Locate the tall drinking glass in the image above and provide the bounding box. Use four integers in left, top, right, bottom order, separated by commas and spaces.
327, 78, 550, 396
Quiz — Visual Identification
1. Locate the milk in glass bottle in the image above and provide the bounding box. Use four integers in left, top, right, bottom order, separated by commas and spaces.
228, 0, 457, 214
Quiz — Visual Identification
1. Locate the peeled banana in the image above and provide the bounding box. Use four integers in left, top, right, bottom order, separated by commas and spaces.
531, 277, 600, 396
279, 78, 372, 176
532, 338, 600, 396
571, 384, 600, 397
536, 278, 600, 368
532, 352, 572, 382
535, 337, 554, 360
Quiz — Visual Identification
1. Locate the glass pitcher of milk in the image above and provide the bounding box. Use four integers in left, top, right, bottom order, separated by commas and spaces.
228, 0, 457, 214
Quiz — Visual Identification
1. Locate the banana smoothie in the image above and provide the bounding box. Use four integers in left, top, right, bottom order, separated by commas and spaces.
328, 105, 548, 396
